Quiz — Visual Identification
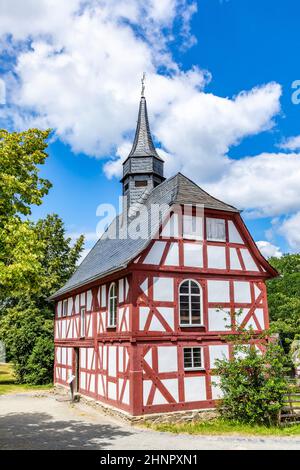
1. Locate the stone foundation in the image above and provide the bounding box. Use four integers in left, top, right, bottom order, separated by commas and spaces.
54, 384, 219, 425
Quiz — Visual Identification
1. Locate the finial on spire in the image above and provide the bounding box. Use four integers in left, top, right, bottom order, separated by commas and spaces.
141, 72, 146, 97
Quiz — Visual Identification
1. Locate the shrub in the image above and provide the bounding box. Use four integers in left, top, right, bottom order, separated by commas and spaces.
214, 342, 289, 426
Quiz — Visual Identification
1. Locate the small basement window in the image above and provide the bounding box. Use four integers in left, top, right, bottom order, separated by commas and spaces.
183, 347, 204, 370
206, 218, 226, 242
135, 180, 147, 187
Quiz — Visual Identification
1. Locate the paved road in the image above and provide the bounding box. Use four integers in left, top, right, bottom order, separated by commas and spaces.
0, 393, 300, 450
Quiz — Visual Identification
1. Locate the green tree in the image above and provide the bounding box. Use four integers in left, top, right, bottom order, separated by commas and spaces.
0, 128, 52, 224
214, 342, 289, 426
0, 128, 84, 383
267, 254, 300, 348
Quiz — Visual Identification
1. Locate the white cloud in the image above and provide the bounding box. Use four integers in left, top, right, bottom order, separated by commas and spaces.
279, 135, 300, 151
205, 152, 300, 217
256, 240, 282, 259
279, 212, 300, 251
2, 0, 299, 227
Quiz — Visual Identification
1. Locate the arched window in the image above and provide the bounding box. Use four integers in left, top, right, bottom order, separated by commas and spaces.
108, 282, 117, 327
179, 280, 202, 326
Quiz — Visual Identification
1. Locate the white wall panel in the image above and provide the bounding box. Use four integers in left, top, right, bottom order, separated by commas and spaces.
230, 248, 242, 270
144, 241, 166, 265
208, 308, 231, 331
228, 221, 244, 244
161, 213, 179, 238
153, 388, 168, 405
255, 308, 265, 329
101, 285, 106, 307
143, 380, 152, 405
153, 277, 174, 302
157, 307, 174, 330
183, 243, 203, 268
211, 376, 223, 399
118, 279, 124, 303
139, 307, 150, 330
75, 295, 80, 314
207, 245, 226, 269
207, 280, 230, 303
157, 346, 177, 373
87, 290, 92, 311
209, 345, 229, 368
234, 281, 251, 303
108, 382, 117, 400
67, 297, 73, 316
140, 278, 148, 297
241, 249, 259, 272
184, 376, 206, 402
108, 346, 117, 377
161, 379, 179, 402
164, 243, 179, 266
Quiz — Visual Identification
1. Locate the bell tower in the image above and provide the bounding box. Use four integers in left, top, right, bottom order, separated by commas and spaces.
121, 75, 165, 207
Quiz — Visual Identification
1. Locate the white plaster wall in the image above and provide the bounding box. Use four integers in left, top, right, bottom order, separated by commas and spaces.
228, 221, 244, 244
183, 242, 203, 267
143, 380, 152, 405
207, 245, 226, 269
164, 243, 179, 266
157, 307, 174, 330
208, 308, 231, 331
157, 346, 177, 373
234, 281, 251, 303
80, 292, 85, 305
80, 348, 86, 368
153, 277, 174, 302
144, 241, 166, 265
87, 290, 92, 311
161, 213, 179, 238
67, 297, 73, 315
161, 379, 179, 402
211, 376, 223, 399
118, 279, 124, 302
184, 376, 206, 402
140, 278, 148, 297
75, 295, 80, 314
139, 306, 150, 330
108, 381, 117, 400
255, 308, 265, 329
57, 301, 62, 317
108, 346, 117, 377
209, 345, 229, 368
230, 248, 242, 270
207, 280, 230, 303
183, 215, 203, 240
153, 388, 168, 405
101, 285, 106, 307
241, 249, 259, 271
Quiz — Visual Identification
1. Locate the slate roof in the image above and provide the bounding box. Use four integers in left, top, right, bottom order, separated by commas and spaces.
49, 173, 238, 299
125, 96, 163, 161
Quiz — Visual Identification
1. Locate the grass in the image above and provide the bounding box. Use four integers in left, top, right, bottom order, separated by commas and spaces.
145, 418, 300, 437
0, 363, 52, 395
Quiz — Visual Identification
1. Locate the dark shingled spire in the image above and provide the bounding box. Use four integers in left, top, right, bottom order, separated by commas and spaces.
127, 96, 163, 160
122, 77, 165, 207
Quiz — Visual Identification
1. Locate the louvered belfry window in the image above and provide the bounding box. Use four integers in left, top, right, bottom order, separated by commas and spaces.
179, 280, 202, 326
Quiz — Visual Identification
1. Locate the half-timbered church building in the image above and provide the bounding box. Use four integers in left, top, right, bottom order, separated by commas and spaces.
50, 84, 277, 417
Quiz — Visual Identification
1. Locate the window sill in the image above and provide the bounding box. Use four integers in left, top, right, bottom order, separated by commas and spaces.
180, 324, 205, 328
184, 368, 205, 372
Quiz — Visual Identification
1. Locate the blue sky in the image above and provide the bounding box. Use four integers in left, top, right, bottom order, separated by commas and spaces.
1, 0, 300, 259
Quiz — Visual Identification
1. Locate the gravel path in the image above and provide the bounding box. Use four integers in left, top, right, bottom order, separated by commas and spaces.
0, 393, 300, 450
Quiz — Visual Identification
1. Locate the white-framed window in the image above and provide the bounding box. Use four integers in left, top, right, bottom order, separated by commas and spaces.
62, 299, 68, 317
206, 218, 226, 242
80, 306, 86, 338
108, 282, 117, 327
183, 347, 204, 370
179, 279, 203, 326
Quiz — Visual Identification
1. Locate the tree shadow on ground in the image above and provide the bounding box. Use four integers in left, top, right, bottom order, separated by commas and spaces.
0, 411, 133, 450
